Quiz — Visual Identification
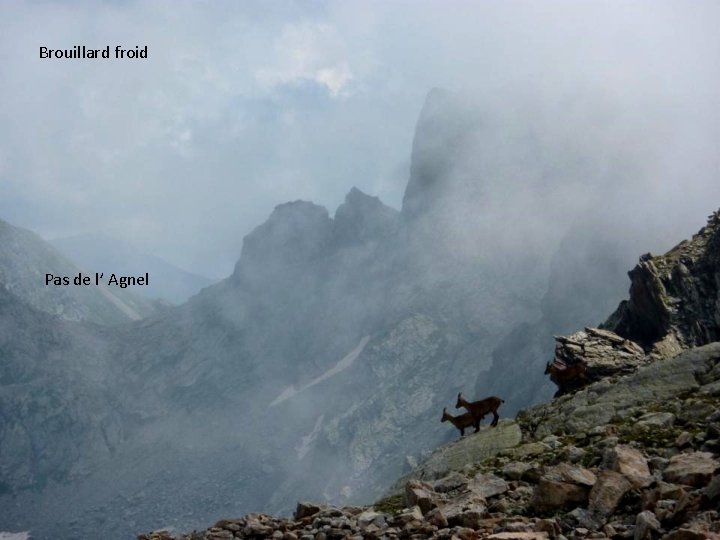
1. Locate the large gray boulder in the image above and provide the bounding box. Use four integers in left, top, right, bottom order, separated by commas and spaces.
388, 421, 522, 493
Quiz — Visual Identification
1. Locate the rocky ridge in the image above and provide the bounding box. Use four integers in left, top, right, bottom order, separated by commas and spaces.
609, 210, 720, 352
139, 211, 720, 540
548, 210, 720, 396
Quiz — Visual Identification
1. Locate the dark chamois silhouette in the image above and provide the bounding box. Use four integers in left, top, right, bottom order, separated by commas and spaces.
455, 392, 504, 427
441, 407, 483, 436
545, 360, 589, 397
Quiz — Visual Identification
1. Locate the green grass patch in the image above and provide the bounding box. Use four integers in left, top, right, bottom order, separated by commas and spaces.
373, 494, 405, 515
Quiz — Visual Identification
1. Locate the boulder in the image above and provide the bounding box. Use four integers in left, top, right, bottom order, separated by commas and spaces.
440, 493, 487, 529
675, 432, 694, 449
404, 480, 438, 514
589, 470, 632, 518
394, 505, 423, 525
663, 452, 720, 487
662, 529, 710, 540
487, 533, 549, 539
550, 462, 597, 486
356, 510, 385, 529
468, 473, 509, 499
637, 412, 675, 428
705, 474, 720, 502
432, 472, 470, 493
634, 510, 661, 540
532, 463, 596, 511
502, 461, 535, 481
294, 502, 324, 520
604, 445, 653, 488
425, 507, 449, 528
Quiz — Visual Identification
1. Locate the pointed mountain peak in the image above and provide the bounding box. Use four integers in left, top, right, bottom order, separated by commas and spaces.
333, 188, 399, 247
401, 88, 481, 219
233, 200, 333, 282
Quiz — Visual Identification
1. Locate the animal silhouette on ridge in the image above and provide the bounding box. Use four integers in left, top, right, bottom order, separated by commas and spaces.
455, 392, 504, 428
440, 407, 484, 436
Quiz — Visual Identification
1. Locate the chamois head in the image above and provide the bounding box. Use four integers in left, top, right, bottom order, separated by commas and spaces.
544, 361, 552, 374
455, 392, 465, 409
441, 407, 450, 422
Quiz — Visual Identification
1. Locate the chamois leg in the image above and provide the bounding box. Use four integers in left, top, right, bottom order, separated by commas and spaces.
473, 417, 480, 432
460, 427, 465, 437
491, 410, 499, 427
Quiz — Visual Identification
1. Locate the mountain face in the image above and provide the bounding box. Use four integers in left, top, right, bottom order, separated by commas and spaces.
139, 210, 720, 540
608, 211, 720, 351
0, 286, 136, 492
1, 91, 716, 540
50, 234, 215, 304
0, 219, 159, 324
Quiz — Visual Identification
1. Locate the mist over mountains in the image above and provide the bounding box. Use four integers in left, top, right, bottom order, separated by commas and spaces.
50, 234, 215, 304
0, 89, 717, 540
0, 219, 161, 324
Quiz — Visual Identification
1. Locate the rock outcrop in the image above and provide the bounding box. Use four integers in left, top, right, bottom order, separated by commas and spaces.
546, 210, 720, 396
548, 327, 649, 395
612, 210, 720, 351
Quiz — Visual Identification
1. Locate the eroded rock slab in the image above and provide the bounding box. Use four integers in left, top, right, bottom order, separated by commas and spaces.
663, 452, 720, 488
389, 421, 522, 492
604, 444, 653, 489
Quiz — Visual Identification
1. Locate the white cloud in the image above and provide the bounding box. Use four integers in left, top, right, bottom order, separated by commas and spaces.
314, 63, 353, 97
255, 22, 354, 97
1, 1, 719, 278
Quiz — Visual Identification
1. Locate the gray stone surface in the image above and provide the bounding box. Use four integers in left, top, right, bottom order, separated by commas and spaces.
520, 343, 720, 440
388, 421, 522, 492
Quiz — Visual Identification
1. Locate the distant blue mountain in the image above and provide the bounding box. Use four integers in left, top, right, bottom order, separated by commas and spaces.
50, 234, 215, 304
0, 218, 159, 323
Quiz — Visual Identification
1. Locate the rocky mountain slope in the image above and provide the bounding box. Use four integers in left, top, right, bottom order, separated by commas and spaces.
1, 90, 715, 540
138, 213, 720, 539
0, 286, 138, 494
0, 218, 159, 324
141, 345, 720, 540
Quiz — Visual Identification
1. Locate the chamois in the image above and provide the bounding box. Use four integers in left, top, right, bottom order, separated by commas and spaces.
455, 393, 504, 427
544, 360, 589, 397
441, 407, 483, 436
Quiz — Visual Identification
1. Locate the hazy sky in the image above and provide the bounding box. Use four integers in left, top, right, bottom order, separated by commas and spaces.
1, 1, 719, 277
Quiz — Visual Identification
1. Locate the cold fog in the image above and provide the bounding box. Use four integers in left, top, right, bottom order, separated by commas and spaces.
2, 3, 720, 540
1, 1, 719, 277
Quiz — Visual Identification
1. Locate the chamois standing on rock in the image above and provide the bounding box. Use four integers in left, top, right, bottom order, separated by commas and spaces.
456, 393, 504, 428
440, 407, 484, 436
544, 360, 589, 397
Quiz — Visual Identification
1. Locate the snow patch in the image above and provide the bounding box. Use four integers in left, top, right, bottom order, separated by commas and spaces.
270, 335, 370, 407
270, 385, 298, 406
305, 335, 370, 387
296, 414, 324, 460
0, 532, 31, 540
